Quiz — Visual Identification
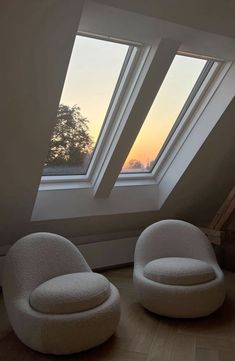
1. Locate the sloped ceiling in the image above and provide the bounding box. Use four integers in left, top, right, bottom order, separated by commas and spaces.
29, 96, 235, 234
93, 0, 235, 39
161, 97, 235, 226
0, 0, 235, 247
2, 96, 235, 246
0, 0, 84, 244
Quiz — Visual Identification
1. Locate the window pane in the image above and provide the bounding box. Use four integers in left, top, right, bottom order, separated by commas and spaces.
43, 35, 129, 176
121, 55, 207, 173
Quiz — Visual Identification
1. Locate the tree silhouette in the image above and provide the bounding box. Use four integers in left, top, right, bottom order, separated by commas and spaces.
45, 104, 93, 166
127, 159, 144, 170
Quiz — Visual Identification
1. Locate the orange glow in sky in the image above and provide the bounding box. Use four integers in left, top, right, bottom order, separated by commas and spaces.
60, 36, 206, 173
122, 55, 206, 172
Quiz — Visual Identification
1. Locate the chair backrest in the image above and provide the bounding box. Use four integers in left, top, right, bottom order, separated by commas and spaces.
134, 220, 217, 267
3, 232, 90, 299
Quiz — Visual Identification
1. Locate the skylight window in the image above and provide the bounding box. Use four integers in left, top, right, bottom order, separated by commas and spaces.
121, 54, 208, 173
43, 35, 129, 176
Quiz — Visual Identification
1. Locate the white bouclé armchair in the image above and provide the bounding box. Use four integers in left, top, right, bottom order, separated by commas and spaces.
134, 220, 225, 318
3, 233, 120, 354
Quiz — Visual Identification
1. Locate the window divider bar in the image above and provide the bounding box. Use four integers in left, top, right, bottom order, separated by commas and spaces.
93, 38, 180, 198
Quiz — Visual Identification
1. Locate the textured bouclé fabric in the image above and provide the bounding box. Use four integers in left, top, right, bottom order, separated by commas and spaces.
30, 272, 111, 314
3, 233, 120, 354
134, 220, 225, 318
144, 257, 216, 285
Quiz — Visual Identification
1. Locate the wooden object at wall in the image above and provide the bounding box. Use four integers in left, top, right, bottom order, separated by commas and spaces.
209, 186, 235, 231
200, 185, 235, 245
200, 227, 224, 245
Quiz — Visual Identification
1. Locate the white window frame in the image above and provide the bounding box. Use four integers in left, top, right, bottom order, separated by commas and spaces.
40, 39, 229, 191
41, 32, 144, 187
33, 1, 235, 221
41, 35, 182, 192
118, 58, 224, 183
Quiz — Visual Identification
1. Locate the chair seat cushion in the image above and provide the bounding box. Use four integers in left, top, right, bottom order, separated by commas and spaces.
30, 272, 111, 314
143, 257, 216, 285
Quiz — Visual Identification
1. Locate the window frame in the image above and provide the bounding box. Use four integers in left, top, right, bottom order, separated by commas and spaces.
41, 32, 143, 185
120, 56, 214, 176
39, 30, 229, 194
33, 1, 235, 221
34, 59, 233, 221
118, 56, 223, 182
41, 41, 226, 190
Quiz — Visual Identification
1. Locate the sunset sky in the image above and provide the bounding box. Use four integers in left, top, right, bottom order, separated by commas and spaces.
61, 35, 128, 142
60, 35, 206, 173
122, 54, 206, 171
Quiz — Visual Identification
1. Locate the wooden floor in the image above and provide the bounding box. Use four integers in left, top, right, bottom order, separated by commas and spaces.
1, 267, 235, 360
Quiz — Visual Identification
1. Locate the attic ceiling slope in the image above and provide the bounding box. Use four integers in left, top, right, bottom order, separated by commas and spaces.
0, 0, 85, 245
161, 97, 235, 226
93, 0, 235, 39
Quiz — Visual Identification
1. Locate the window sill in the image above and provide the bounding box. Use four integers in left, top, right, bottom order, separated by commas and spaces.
32, 182, 159, 221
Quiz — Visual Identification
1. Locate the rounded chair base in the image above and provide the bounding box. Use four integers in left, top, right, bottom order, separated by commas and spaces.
134, 272, 225, 318
7, 284, 120, 355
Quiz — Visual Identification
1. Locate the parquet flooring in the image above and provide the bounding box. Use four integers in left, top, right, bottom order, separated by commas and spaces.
1, 267, 235, 360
